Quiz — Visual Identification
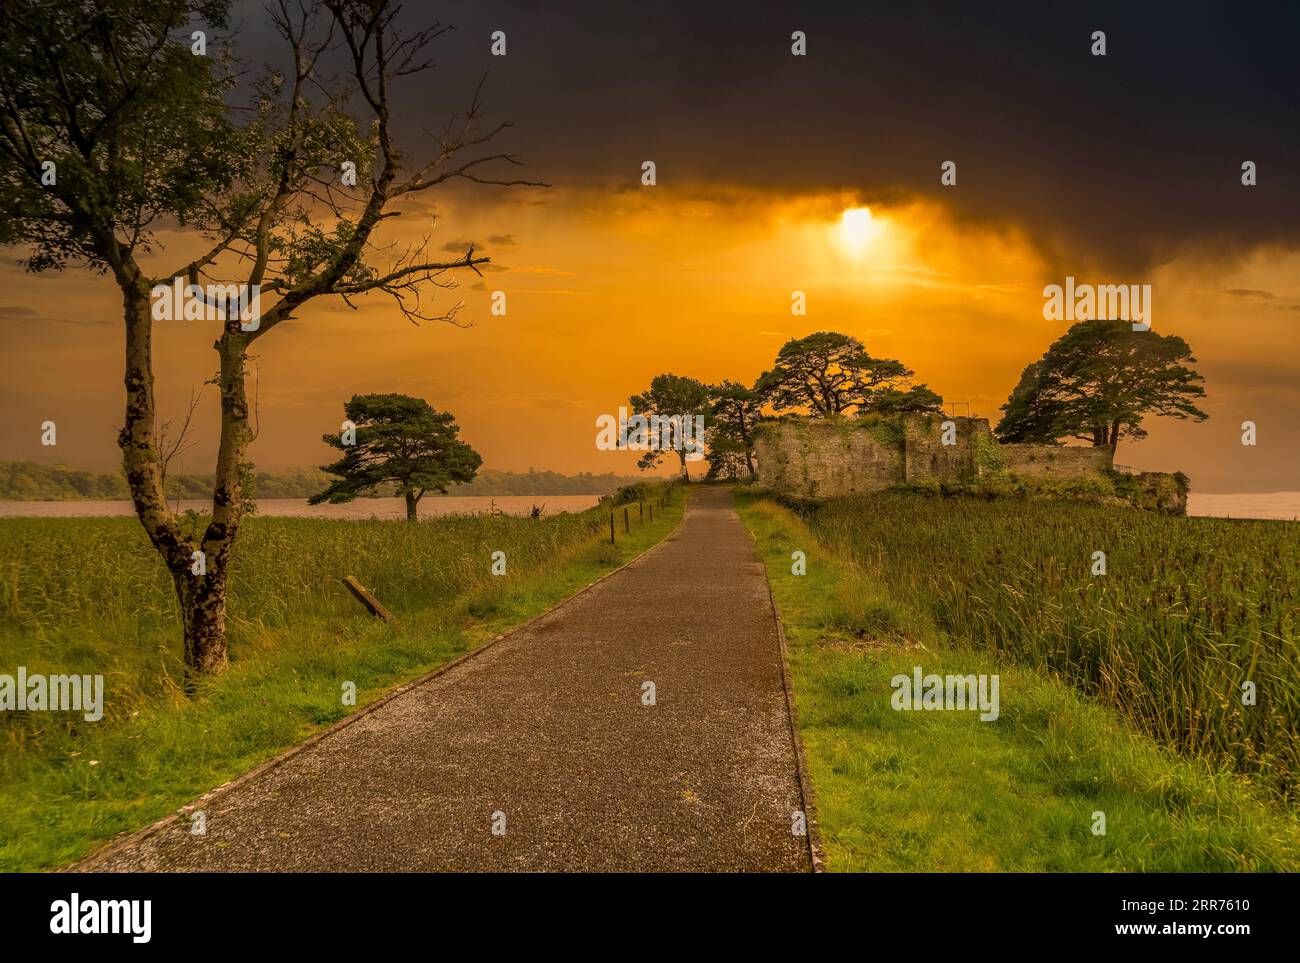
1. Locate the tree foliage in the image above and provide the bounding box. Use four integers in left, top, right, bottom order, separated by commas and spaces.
628, 373, 710, 480
755, 331, 942, 416
706, 379, 763, 477
996, 319, 1208, 447
311, 394, 480, 521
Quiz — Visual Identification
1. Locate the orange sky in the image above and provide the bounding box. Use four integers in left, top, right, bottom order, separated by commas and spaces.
2, 183, 1298, 492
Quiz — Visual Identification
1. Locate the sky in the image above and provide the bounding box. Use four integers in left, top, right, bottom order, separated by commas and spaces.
2, 0, 1298, 492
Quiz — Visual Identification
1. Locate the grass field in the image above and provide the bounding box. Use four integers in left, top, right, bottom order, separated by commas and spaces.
807, 492, 1300, 792
737, 492, 1300, 871
0, 485, 683, 871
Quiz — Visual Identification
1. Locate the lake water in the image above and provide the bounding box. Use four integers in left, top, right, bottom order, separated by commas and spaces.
0, 492, 1296, 521
0, 494, 603, 520
1185, 492, 1300, 522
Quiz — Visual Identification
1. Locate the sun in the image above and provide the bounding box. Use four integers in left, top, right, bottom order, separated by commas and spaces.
837, 206, 877, 256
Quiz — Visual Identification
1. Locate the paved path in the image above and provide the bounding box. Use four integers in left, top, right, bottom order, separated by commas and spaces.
86, 486, 814, 872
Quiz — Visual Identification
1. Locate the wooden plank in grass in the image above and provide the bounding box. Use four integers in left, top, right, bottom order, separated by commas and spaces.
343, 576, 393, 622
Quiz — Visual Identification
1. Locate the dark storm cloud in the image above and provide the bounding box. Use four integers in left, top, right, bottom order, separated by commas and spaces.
452, 0, 1300, 270
227, 0, 1299, 271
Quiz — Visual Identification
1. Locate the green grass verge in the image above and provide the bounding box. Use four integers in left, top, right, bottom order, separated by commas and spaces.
0, 487, 684, 871
736, 491, 1300, 871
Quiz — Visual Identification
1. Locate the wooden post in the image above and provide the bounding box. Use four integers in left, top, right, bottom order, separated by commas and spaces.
648, 502, 653, 523
343, 576, 393, 622
623, 506, 630, 533
610, 511, 615, 544
639, 501, 644, 523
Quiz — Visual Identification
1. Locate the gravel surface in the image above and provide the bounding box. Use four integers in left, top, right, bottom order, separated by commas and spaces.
87, 486, 814, 872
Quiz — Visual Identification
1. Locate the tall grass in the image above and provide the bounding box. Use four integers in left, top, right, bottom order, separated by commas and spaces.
806, 493, 1300, 792
0, 505, 611, 744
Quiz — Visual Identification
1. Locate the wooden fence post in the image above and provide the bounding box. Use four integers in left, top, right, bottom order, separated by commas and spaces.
623, 506, 630, 533
609, 511, 615, 544
343, 576, 393, 622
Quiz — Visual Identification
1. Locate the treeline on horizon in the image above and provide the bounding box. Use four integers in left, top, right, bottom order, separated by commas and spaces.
0, 462, 648, 502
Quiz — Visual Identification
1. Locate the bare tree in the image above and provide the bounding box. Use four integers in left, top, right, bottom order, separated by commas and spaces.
155, 386, 206, 497
0, 0, 544, 680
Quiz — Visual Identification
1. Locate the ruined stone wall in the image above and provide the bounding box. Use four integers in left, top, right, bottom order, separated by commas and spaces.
752, 414, 986, 498
755, 414, 1115, 499
902, 414, 984, 484
751, 413, 1186, 514
751, 418, 904, 499
998, 443, 1113, 480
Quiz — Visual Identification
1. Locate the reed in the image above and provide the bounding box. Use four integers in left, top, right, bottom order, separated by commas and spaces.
806, 493, 1299, 792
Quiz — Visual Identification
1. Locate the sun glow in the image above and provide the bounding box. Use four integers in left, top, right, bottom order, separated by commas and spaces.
838, 206, 878, 257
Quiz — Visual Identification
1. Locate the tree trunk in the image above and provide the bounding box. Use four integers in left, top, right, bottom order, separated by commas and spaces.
117, 261, 253, 683
175, 565, 230, 677
738, 413, 756, 476
117, 273, 232, 683
118, 281, 187, 565
405, 490, 419, 521
676, 449, 690, 482
190, 329, 257, 676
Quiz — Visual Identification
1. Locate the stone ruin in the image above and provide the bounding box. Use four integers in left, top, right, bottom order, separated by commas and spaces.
751, 413, 1188, 514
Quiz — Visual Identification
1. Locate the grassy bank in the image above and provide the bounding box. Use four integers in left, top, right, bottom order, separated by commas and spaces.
737, 492, 1300, 871
0, 486, 684, 871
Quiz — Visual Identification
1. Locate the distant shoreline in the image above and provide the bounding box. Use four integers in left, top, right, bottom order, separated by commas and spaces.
0, 494, 606, 521
0, 491, 1296, 522
0, 461, 653, 502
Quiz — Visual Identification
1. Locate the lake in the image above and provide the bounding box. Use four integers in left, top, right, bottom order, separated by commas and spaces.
0, 494, 603, 520
1185, 492, 1300, 522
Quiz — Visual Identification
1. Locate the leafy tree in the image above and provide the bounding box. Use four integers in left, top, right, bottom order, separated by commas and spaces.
864, 384, 945, 416
706, 379, 764, 476
995, 319, 1208, 448
310, 394, 480, 521
0, 1, 540, 678
756, 331, 941, 416
994, 361, 1064, 444
702, 442, 751, 481
628, 373, 711, 481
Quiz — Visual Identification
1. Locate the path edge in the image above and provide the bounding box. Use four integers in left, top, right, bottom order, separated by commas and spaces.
735, 488, 827, 873
69, 496, 689, 873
